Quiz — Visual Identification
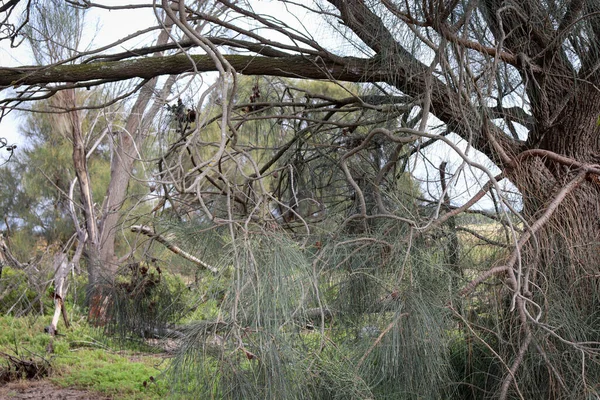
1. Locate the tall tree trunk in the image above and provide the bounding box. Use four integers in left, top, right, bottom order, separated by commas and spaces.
65, 89, 101, 286
498, 82, 600, 399
519, 83, 600, 296
97, 11, 176, 273
64, 88, 109, 324
96, 81, 157, 273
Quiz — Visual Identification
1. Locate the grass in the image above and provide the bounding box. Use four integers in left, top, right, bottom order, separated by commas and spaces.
0, 221, 518, 399
53, 349, 167, 399
0, 314, 171, 399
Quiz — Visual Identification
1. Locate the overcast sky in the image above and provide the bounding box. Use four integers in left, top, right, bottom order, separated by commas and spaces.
0, 1, 158, 149
0, 0, 511, 210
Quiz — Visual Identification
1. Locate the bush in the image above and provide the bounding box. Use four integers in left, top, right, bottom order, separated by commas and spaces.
0, 266, 52, 315
104, 264, 194, 340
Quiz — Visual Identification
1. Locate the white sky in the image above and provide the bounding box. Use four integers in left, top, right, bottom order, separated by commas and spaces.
0, 0, 513, 209
1, 1, 158, 150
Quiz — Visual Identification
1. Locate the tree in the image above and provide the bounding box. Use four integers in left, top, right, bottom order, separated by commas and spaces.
1, 0, 600, 398
0, 0, 179, 327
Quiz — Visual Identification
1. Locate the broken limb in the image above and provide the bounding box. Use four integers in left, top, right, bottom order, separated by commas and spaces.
131, 225, 218, 273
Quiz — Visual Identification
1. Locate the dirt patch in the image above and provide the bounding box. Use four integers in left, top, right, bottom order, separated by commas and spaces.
0, 380, 110, 400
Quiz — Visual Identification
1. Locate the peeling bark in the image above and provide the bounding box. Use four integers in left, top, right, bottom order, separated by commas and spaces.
48, 253, 70, 336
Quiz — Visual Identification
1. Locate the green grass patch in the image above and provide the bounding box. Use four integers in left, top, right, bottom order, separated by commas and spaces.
53, 349, 168, 399
0, 315, 171, 400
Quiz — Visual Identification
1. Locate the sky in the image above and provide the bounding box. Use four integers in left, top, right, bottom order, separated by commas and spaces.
0, 0, 304, 147
0, 0, 511, 209
0, 1, 158, 150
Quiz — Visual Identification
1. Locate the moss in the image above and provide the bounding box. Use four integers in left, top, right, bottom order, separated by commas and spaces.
53, 349, 169, 399
0, 315, 170, 400
0, 268, 51, 315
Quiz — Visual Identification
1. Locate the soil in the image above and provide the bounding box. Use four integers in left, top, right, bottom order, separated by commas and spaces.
0, 380, 110, 400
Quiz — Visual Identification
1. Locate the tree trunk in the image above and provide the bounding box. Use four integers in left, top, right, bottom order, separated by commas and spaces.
96, 81, 157, 273
47, 252, 70, 336
497, 81, 600, 398
65, 89, 101, 286
97, 11, 176, 274
518, 83, 600, 292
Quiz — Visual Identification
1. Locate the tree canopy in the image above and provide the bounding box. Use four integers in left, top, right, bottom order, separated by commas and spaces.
1, 0, 600, 398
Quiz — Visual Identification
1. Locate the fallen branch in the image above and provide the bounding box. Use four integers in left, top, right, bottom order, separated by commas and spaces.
131, 225, 218, 273
0, 351, 51, 382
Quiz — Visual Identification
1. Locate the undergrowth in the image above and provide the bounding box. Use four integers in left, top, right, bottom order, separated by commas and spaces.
0, 314, 169, 399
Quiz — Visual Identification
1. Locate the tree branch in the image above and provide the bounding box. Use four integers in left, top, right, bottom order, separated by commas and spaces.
131, 225, 218, 274
0, 233, 26, 269
0, 54, 381, 88
326, 0, 522, 162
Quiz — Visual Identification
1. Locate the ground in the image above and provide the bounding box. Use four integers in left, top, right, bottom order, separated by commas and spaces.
0, 380, 110, 399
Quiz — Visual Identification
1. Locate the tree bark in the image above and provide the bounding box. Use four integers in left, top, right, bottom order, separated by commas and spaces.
0, 55, 378, 88
97, 11, 176, 274
64, 88, 101, 287
48, 252, 70, 336
514, 83, 600, 300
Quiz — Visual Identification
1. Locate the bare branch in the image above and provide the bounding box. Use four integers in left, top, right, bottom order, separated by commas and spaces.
131, 225, 218, 274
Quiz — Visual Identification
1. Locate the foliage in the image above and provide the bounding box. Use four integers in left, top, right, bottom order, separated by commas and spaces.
0, 91, 112, 245
0, 315, 168, 400
0, 266, 53, 316
104, 265, 193, 342
154, 214, 466, 399
2, 0, 600, 397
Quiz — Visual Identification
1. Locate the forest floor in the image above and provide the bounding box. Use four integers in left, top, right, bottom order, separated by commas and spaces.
0, 380, 110, 399
0, 315, 172, 400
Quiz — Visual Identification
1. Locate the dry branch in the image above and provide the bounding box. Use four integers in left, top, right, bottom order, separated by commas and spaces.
0, 234, 26, 269
131, 225, 218, 273
48, 253, 70, 336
